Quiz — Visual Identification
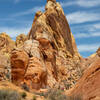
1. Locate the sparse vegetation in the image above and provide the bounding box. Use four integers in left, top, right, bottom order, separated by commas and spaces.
21, 83, 30, 92
34, 89, 82, 100
33, 95, 37, 100
37, 89, 67, 100
21, 92, 27, 99
0, 89, 21, 100
63, 80, 72, 90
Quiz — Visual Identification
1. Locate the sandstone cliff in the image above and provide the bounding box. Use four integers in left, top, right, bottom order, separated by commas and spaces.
11, 0, 82, 90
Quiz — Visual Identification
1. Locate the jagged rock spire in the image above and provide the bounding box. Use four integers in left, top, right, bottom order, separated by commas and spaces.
47, 0, 56, 3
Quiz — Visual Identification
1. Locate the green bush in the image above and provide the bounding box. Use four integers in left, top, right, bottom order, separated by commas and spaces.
0, 89, 21, 100
34, 92, 45, 96
33, 96, 37, 100
21, 92, 27, 99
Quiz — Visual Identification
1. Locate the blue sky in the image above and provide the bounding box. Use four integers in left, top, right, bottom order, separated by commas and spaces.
0, 0, 100, 57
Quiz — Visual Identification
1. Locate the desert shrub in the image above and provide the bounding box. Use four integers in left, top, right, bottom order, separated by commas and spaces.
0, 89, 21, 100
34, 92, 45, 96
21, 92, 27, 99
5, 70, 11, 81
33, 95, 37, 100
64, 83, 72, 90
43, 89, 67, 100
33, 88, 82, 100
21, 83, 30, 92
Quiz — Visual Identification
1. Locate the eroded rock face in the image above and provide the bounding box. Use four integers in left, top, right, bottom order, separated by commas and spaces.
23, 40, 47, 89
11, 0, 82, 89
28, 0, 79, 57
27, 0, 82, 89
97, 47, 100, 57
0, 53, 11, 81
24, 57, 47, 90
0, 32, 15, 53
11, 49, 29, 85
16, 34, 27, 47
23, 40, 40, 58
66, 58, 100, 100
47, 0, 56, 3
0, 33, 15, 81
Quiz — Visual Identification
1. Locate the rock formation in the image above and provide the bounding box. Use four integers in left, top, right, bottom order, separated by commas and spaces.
23, 40, 47, 89
11, 49, 29, 85
47, 0, 56, 3
0, 53, 10, 81
66, 58, 100, 100
80, 47, 100, 71
0, 1, 100, 99
28, 1, 79, 57
0, 32, 15, 54
97, 47, 100, 57
11, 0, 82, 90
16, 34, 27, 47
0, 33, 15, 81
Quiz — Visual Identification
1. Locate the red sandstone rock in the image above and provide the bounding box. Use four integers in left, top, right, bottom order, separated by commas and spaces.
11, 49, 29, 85
24, 57, 47, 90
66, 58, 100, 100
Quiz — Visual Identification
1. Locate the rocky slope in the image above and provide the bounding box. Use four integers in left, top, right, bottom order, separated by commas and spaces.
66, 57, 100, 100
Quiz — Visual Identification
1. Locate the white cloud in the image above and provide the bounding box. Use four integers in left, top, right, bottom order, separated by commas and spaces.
93, 23, 100, 29
77, 0, 100, 8
61, 2, 76, 8
78, 43, 100, 52
75, 32, 100, 39
61, 0, 100, 8
14, 0, 20, 3
11, 6, 44, 17
0, 27, 30, 37
66, 11, 100, 24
